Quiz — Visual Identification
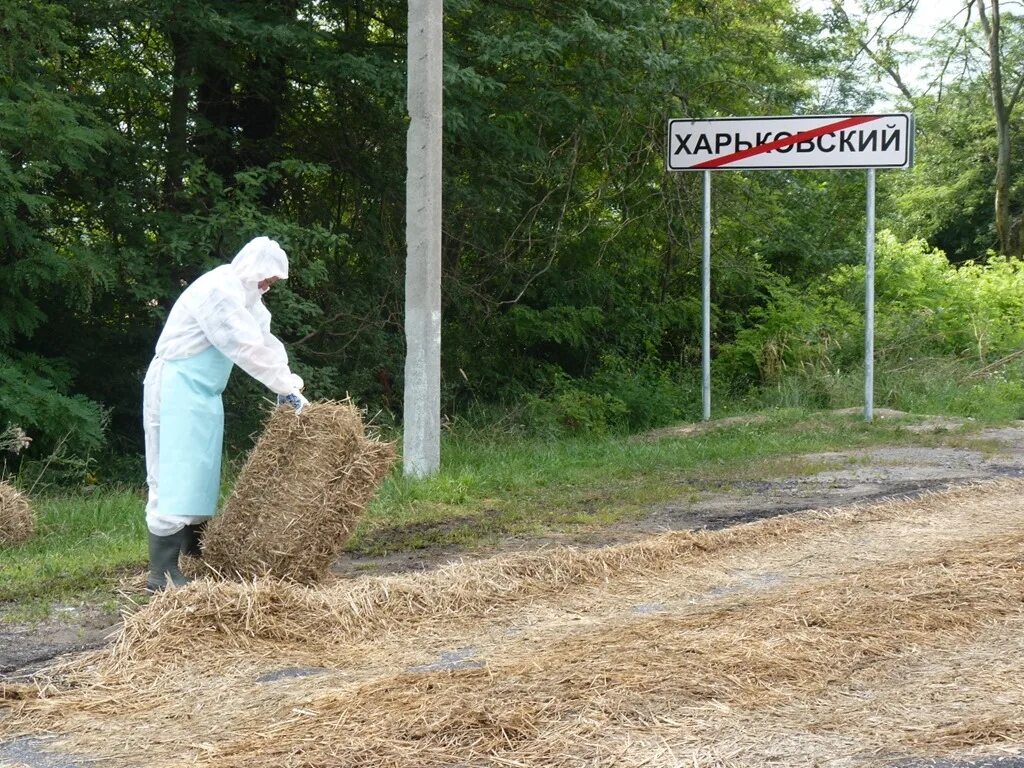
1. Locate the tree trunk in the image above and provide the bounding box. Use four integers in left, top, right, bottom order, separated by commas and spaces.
163, 27, 191, 205
237, 0, 298, 205
994, 120, 1014, 254
977, 0, 1018, 255
195, 68, 236, 180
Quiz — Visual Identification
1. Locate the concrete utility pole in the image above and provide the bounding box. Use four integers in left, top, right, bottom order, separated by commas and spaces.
403, 0, 443, 477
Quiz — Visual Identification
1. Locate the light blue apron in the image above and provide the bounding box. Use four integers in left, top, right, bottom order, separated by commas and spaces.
156, 346, 234, 519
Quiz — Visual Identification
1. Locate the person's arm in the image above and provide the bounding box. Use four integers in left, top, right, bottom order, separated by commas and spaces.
249, 299, 293, 374
193, 285, 302, 396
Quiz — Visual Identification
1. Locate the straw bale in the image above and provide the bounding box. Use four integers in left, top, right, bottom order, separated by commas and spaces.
0, 481, 34, 546
201, 400, 395, 582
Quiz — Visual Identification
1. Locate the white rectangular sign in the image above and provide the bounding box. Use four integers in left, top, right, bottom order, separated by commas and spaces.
667, 113, 913, 171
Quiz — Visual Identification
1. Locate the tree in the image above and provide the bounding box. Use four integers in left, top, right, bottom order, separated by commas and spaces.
1, 0, 851, 463
0, 1, 117, 454
975, 0, 1024, 255
829, 0, 1024, 256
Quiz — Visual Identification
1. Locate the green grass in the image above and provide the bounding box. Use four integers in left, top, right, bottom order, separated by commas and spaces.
1, 489, 147, 603
346, 407, 988, 554
751, 358, 1024, 423
0, 406, 999, 606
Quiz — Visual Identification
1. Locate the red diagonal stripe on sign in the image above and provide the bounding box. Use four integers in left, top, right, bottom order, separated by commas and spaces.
690, 114, 882, 169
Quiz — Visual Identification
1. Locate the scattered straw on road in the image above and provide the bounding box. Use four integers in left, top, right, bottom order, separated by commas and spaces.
3, 480, 1024, 767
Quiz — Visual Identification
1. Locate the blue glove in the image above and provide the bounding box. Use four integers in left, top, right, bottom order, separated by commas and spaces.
277, 392, 308, 413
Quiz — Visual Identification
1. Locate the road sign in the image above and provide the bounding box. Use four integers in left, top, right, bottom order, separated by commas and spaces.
667, 113, 913, 171
669, 113, 915, 424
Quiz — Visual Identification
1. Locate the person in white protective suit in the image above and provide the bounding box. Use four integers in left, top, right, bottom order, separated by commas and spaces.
142, 236, 309, 592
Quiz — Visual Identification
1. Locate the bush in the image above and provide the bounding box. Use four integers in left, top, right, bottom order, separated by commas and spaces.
520, 355, 696, 437
0, 353, 107, 462
718, 232, 1024, 417
525, 386, 628, 437
585, 355, 693, 431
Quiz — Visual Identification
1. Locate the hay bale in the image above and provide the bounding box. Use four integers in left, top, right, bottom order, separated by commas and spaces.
201, 400, 396, 583
0, 481, 35, 546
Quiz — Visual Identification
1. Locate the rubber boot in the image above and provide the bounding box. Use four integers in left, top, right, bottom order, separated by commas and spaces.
181, 521, 208, 559
146, 530, 190, 593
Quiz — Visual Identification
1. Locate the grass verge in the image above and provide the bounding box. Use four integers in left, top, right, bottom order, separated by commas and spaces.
0, 490, 147, 604
0, 407, 998, 606
346, 408, 992, 554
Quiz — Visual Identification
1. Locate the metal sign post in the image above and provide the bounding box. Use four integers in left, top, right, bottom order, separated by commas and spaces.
865, 168, 876, 423
702, 171, 711, 421
666, 113, 913, 422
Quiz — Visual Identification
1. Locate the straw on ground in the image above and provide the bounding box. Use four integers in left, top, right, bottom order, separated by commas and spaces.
0, 482, 34, 547
3, 480, 1024, 767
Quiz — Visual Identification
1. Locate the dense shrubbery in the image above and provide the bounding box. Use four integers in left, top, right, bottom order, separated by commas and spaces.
1, 0, 834, 469
523, 356, 695, 437
519, 232, 1024, 435
715, 232, 1024, 419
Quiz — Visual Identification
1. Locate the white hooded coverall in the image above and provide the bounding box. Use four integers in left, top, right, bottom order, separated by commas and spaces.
143, 237, 304, 536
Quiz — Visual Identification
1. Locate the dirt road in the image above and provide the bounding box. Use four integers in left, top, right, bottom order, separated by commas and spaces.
4, 417, 1024, 679
3, 473, 1024, 766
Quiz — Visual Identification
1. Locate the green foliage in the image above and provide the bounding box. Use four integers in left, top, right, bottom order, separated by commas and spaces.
438, 0, 837, 393
521, 354, 695, 437
526, 386, 629, 437
851, 8, 1024, 261
829, 234, 1024, 362
0, 352, 106, 457
885, 84, 995, 262
754, 358, 1024, 423
10, 0, 1016, 486
0, 2, 118, 462
721, 232, 1024, 417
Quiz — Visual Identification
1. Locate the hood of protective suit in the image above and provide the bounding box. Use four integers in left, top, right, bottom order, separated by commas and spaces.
230, 237, 289, 295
